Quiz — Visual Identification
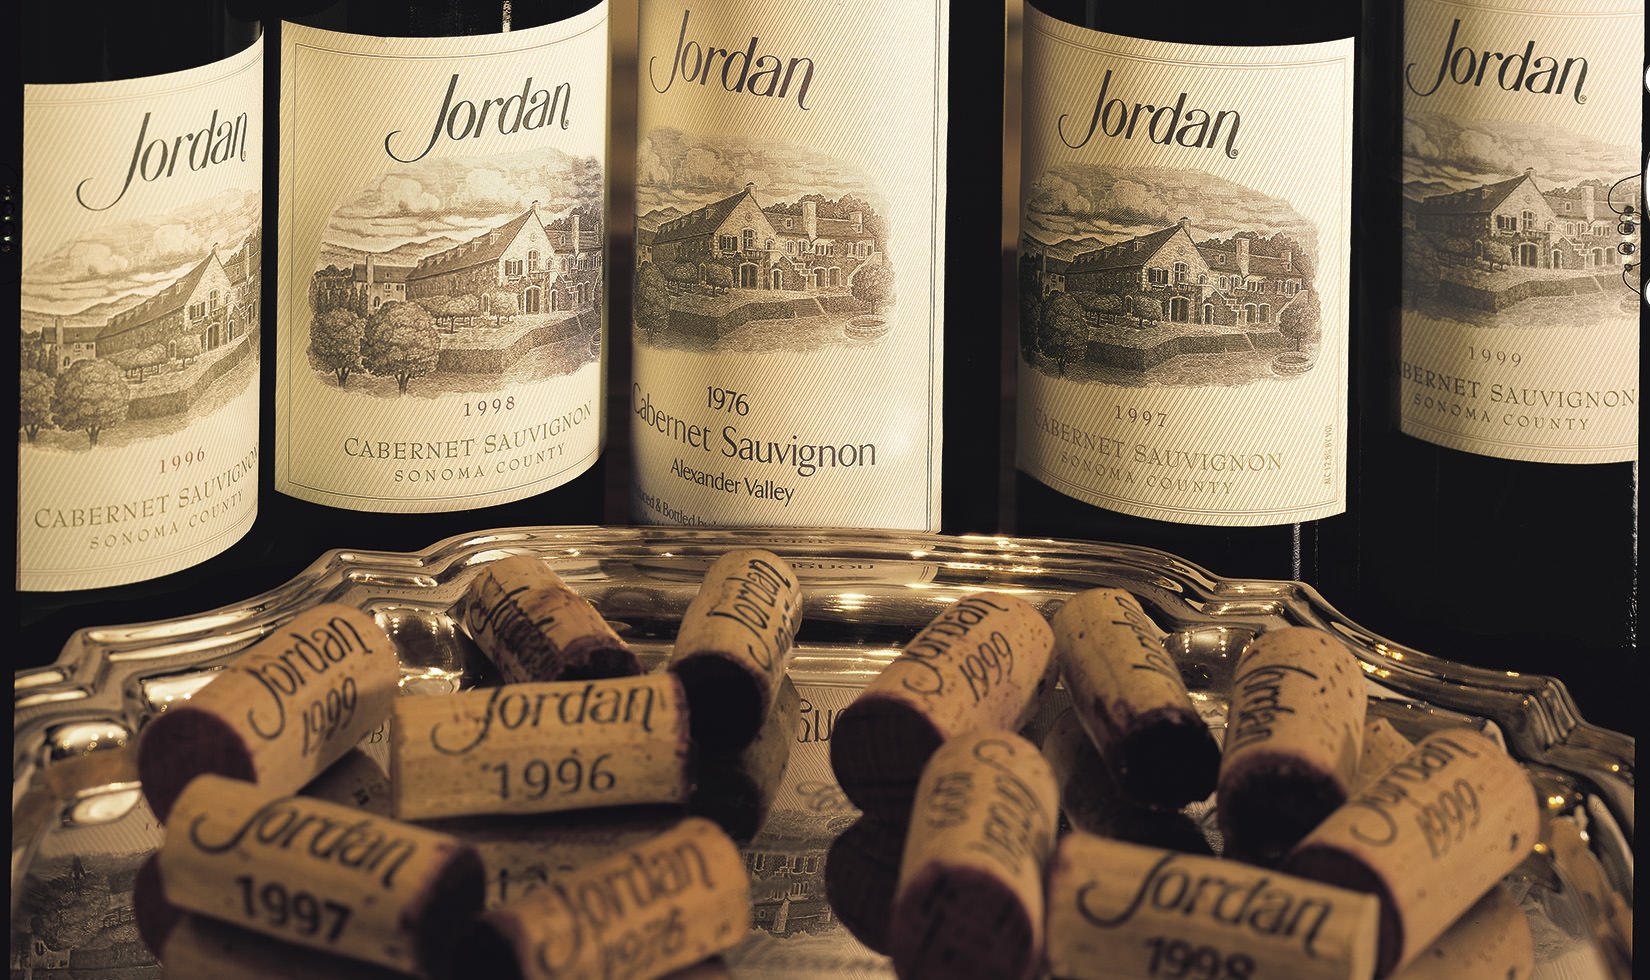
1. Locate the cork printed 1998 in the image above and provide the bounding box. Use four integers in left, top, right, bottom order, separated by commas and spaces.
20, 40, 264, 591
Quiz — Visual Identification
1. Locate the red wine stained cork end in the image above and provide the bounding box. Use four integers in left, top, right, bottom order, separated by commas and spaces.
825, 817, 906, 954
830, 693, 947, 820
1219, 749, 1351, 860
1115, 706, 1221, 807
673, 652, 767, 748
412, 844, 488, 976
453, 912, 533, 980
138, 708, 255, 824
132, 852, 180, 960
890, 862, 1039, 980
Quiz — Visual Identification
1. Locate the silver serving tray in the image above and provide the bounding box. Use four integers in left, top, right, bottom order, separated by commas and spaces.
10, 527, 1635, 979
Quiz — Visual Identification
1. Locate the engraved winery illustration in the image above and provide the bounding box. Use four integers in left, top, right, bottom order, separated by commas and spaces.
19, 191, 263, 450
1020, 166, 1320, 387
634, 129, 894, 354
1402, 112, 1638, 329
308, 146, 604, 396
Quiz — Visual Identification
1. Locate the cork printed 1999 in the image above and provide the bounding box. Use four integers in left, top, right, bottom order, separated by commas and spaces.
20, 40, 264, 591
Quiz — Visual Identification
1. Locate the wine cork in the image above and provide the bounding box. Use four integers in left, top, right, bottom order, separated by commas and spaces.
455, 817, 750, 980
1390, 887, 1532, 980
152, 774, 484, 977
1352, 719, 1413, 795
438, 807, 683, 909
158, 914, 408, 980
889, 730, 1059, 980
389, 674, 692, 821
690, 677, 800, 841
1218, 627, 1367, 859
1042, 708, 1212, 855
463, 555, 642, 683
135, 852, 181, 958
830, 593, 1056, 819
660, 958, 733, 980
1285, 729, 1541, 976
1046, 831, 1381, 980
824, 817, 907, 954
300, 749, 394, 816
138, 603, 399, 824
668, 549, 804, 750
1053, 588, 1221, 808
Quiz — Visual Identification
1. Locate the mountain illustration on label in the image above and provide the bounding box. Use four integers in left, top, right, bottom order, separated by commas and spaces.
20, 190, 262, 451
307, 146, 604, 398
634, 128, 893, 355
1020, 165, 1320, 389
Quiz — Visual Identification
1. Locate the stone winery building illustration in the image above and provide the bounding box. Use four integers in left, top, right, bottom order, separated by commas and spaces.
405, 202, 600, 314
643, 183, 882, 292
39, 234, 260, 384
1410, 168, 1622, 271
1027, 217, 1309, 328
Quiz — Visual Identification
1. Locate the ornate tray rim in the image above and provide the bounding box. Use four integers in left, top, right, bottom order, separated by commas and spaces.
10, 525, 1636, 970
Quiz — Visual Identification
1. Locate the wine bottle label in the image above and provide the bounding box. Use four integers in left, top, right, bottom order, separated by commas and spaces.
277, 5, 608, 512
1016, 9, 1352, 526
19, 39, 264, 591
1399, 0, 1641, 463
631, 1, 947, 530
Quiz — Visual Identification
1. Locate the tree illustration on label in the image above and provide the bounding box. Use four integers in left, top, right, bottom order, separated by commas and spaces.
52, 360, 130, 447
1020, 165, 1319, 388
20, 369, 51, 442
308, 146, 604, 398
363, 302, 441, 394
312, 308, 365, 386
19, 191, 262, 452
635, 128, 894, 354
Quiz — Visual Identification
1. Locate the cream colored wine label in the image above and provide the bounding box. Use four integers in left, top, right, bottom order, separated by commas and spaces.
277, 6, 608, 512
20, 40, 264, 591
631, 1, 947, 530
1017, 9, 1352, 526
1399, 0, 1641, 462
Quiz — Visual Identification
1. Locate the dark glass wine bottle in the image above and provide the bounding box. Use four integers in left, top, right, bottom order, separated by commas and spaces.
17, 1, 278, 668
269, 0, 609, 562
1350, 0, 1640, 731
1012, 0, 1362, 584
628, 1, 1003, 535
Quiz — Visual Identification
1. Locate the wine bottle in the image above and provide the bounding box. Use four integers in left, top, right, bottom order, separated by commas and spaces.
629, 1, 1004, 533
17, 1, 276, 664
271, 0, 610, 557
1353, 0, 1640, 727
1012, 0, 1360, 583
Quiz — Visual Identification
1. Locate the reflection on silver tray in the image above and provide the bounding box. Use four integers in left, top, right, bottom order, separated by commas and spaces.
10, 527, 1636, 978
